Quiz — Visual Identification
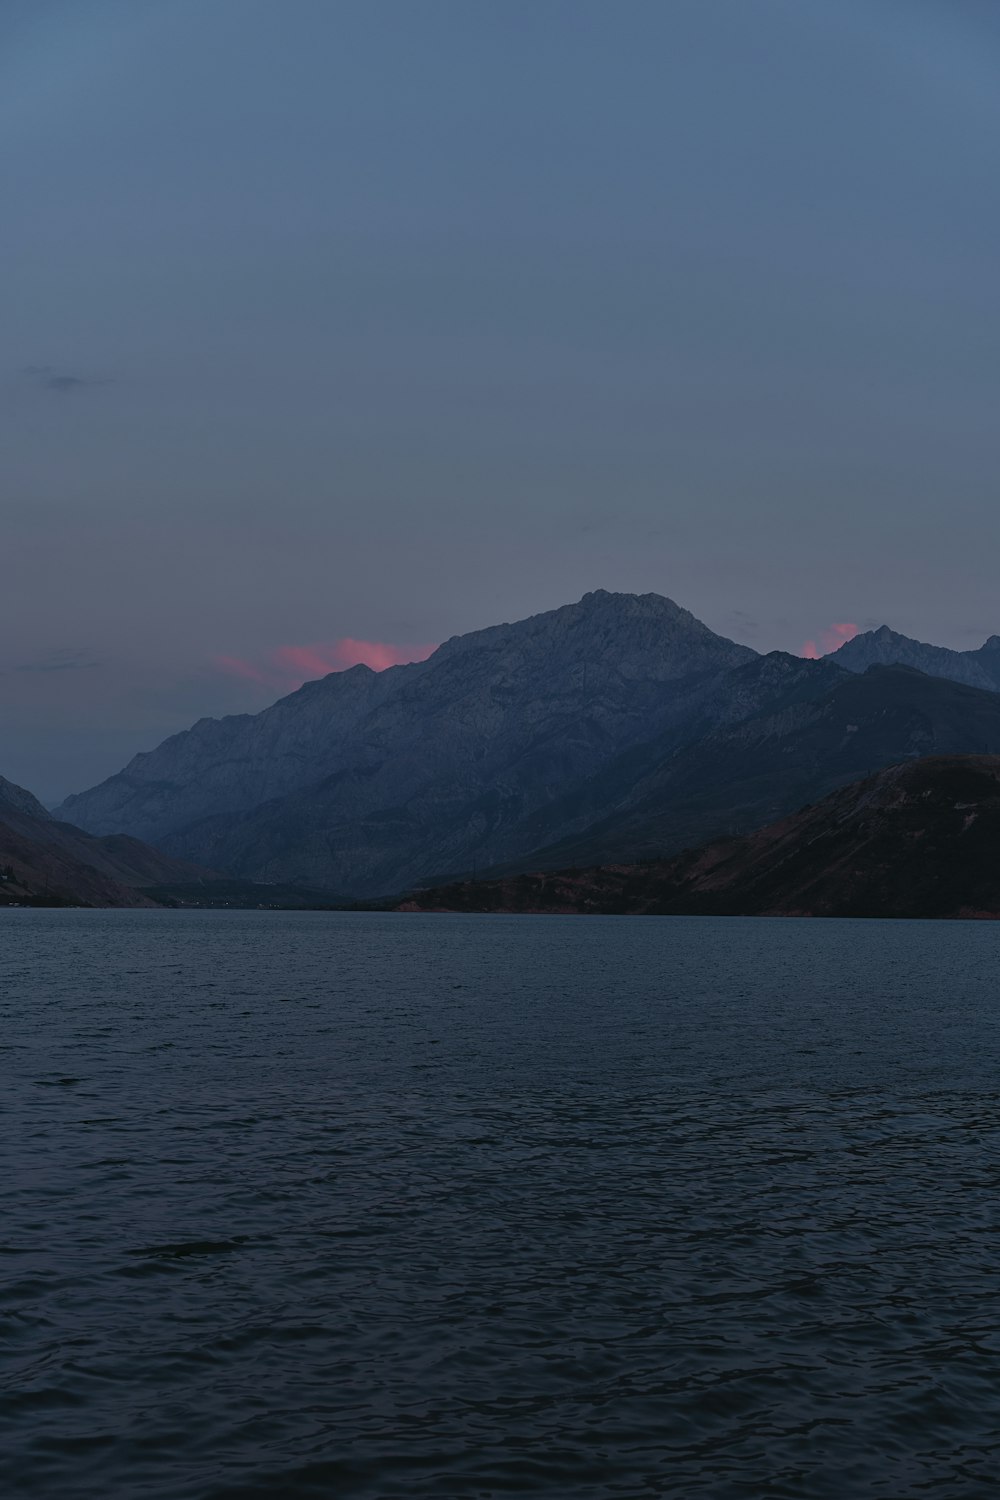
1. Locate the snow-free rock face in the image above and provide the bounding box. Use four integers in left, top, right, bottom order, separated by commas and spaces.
57, 591, 757, 887
829, 626, 1000, 691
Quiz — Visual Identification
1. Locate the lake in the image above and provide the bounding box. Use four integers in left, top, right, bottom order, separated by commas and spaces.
2, 910, 999, 1498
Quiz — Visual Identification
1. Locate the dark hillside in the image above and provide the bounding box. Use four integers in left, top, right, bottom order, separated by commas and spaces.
504, 667, 1000, 875
400, 756, 1000, 920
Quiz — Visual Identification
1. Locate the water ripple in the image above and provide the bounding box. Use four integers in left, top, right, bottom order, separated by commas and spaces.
2, 911, 999, 1497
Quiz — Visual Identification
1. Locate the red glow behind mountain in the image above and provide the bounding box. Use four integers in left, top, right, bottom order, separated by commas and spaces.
213, 639, 437, 690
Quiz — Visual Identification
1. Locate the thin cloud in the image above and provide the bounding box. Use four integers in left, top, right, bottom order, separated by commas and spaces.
726, 609, 760, 639
801, 622, 859, 660
211, 654, 271, 686
13, 647, 101, 674
20, 364, 111, 394
213, 639, 437, 691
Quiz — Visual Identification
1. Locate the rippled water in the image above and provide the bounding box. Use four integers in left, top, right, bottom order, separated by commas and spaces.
3, 911, 1000, 1498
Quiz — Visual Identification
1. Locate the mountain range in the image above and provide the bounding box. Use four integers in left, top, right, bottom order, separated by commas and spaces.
399, 756, 1000, 920
54, 592, 1000, 899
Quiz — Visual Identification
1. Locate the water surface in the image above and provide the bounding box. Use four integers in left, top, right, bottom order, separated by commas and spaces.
2, 911, 999, 1497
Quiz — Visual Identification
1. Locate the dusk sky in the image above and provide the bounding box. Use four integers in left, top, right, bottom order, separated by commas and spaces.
4, 0, 1000, 800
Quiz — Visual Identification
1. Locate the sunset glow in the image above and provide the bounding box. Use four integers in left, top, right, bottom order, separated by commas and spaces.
213, 639, 437, 692
801, 622, 859, 660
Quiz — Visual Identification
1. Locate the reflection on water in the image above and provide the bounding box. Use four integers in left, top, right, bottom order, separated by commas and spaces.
2, 910, 999, 1498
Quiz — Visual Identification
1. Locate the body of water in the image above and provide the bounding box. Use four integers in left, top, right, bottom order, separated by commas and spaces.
2, 910, 999, 1497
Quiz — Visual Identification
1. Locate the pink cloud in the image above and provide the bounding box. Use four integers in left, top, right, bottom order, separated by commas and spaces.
213, 638, 437, 691
801, 622, 859, 660
271, 644, 348, 680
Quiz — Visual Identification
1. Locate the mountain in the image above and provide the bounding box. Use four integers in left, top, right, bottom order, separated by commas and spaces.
490, 664, 1000, 876
55, 592, 1000, 900
829, 626, 1000, 690
57, 592, 759, 893
0, 775, 51, 819
0, 775, 218, 907
399, 756, 1000, 919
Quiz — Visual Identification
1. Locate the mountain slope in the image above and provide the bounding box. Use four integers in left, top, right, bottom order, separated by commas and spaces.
0, 776, 218, 907
58, 591, 757, 890
399, 756, 1000, 919
0, 775, 51, 820
830, 626, 1000, 690
160, 649, 847, 896
187, 652, 1000, 900
476, 651, 849, 865
488, 665, 1000, 876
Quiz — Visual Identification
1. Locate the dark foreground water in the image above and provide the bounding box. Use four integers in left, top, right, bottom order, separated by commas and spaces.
2, 912, 1000, 1499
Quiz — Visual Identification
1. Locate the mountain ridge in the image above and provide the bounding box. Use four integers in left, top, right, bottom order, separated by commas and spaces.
830, 626, 1000, 690
51, 592, 1000, 900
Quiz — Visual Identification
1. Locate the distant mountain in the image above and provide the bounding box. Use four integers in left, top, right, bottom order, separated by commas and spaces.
57, 592, 758, 893
492, 665, 1000, 876
399, 755, 1000, 919
0, 774, 218, 907
829, 626, 1000, 690
53, 592, 1000, 900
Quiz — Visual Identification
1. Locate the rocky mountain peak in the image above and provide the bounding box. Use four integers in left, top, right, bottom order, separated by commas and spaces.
431, 590, 752, 672
826, 626, 1000, 695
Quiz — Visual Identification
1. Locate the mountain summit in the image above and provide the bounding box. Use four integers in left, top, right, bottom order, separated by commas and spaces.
829, 626, 1000, 691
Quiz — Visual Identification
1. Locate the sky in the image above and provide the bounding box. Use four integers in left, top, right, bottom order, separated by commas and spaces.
3, 0, 1000, 800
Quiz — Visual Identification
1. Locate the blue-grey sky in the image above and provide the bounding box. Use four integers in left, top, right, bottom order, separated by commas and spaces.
3, 0, 999, 800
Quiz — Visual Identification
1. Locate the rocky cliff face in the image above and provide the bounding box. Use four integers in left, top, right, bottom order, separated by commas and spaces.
830, 626, 1000, 690
399, 755, 1000, 920
56, 591, 757, 890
